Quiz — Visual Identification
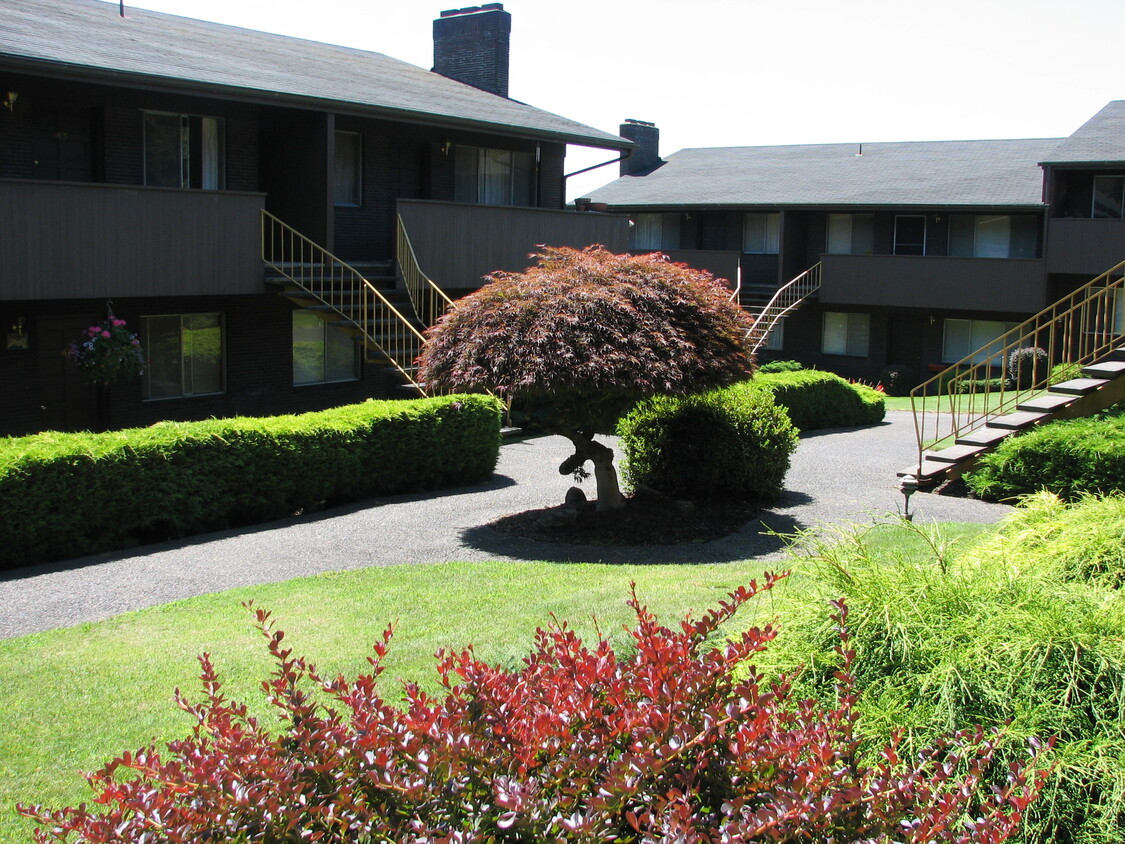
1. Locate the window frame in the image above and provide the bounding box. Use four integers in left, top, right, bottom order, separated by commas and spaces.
1092, 175, 1125, 219
893, 215, 927, 256
454, 145, 537, 207
141, 313, 226, 400
742, 212, 780, 254
822, 311, 871, 357
941, 318, 1018, 365
142, 110, 226, 190
333, 130, 363, 208
292, 310, 361, 386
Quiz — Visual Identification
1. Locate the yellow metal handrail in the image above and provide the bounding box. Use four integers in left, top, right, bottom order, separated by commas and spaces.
909, 259, 1125, 474
396, 215, 455, 331
747, 262, 822, 355
261, 209, 427, 391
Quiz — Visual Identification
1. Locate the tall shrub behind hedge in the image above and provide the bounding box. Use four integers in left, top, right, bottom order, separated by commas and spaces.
753, 370, 885, 430
618, 385, 798, 500
0, 395, 502, 570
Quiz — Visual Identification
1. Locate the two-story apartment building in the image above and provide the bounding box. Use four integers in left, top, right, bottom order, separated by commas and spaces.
589, 105, 1125, 384
0, 0, 631, 435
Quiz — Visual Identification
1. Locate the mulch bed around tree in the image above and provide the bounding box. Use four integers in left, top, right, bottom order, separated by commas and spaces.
488, 493, 762, 546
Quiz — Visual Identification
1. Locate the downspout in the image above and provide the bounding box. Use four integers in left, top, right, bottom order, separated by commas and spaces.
562, 150, 632, 204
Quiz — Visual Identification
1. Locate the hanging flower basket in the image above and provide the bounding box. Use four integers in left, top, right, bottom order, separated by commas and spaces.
68, 311, 146, 386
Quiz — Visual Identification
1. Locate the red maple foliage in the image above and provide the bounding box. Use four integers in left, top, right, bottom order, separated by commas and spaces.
21, 576, 1048, 843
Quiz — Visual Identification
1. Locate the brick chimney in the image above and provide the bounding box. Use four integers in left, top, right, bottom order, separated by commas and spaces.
620, 119, 660, 176
433, 4, 511, 98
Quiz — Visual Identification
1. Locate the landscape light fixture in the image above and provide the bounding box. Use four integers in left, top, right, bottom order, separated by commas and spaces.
2, 91, 17, 112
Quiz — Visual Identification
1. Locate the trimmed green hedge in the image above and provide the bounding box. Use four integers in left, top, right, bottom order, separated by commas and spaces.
0, 395, 503, 570
965, 405, 1125, 501
618, 384, 798, 500
752, 370, 886, 430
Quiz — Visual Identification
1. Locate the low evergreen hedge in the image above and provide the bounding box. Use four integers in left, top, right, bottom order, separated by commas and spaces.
753, 370, 886, 430
965, 405, 1125, 501
0, 395, 503, 570
618, 384, 798, 501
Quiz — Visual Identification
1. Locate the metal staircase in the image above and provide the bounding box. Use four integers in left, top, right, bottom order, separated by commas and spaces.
744, 263, 822, 356
900, 260, 1125, 487
262, 210, 453, 394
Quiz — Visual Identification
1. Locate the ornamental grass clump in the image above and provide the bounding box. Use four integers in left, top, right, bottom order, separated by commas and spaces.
20, 578, 1047, 843
774, 503, 1125, 844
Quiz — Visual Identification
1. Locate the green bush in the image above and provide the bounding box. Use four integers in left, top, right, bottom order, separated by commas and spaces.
955, 377, 1006, 393
752, 370, 886, 430
1008, 346, 1049, 389
618, 384, 798, 501
0, 395, 503, 570
774, 498, 1125, 844
1049, 361, 1082, 385
965, 405, 1125, 501
756, 359, 804, 373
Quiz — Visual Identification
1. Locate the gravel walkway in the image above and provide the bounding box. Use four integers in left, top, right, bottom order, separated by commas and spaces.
0, 411, 1013, 640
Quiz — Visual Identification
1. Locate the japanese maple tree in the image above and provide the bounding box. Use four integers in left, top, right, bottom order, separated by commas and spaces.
417, 246, 756, 510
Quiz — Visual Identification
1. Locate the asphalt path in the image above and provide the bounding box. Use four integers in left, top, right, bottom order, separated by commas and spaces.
0, 411, 1013, 640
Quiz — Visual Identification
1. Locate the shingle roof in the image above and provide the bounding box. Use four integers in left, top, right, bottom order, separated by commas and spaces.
590, 138, 1064, 209
1, 0, 629, 150
1040, 101, 1125, 165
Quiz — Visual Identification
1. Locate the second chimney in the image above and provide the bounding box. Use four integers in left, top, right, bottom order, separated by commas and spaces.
433, 4, 511, 98
620, 119, 660, 176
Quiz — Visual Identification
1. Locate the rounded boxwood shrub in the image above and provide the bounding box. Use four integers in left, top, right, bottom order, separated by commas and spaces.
618, 383, 798, 501
1007, 346, 1048, 389
757, 359, 804, 373
753, 370, 885, 430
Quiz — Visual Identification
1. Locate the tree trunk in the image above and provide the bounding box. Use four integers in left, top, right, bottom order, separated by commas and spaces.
558, 431, 624, 512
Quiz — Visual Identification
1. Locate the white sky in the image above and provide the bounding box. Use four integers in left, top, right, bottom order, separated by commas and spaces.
99, 0, 1125, 200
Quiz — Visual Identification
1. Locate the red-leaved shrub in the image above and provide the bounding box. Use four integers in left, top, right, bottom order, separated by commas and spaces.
20, 576, 1048, 842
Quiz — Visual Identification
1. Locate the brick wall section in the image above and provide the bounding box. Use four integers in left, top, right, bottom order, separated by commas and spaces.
432, 5, 511, 98
0, 295, 401, 437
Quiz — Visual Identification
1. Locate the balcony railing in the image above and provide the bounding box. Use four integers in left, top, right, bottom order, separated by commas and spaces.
0, 178, 264, 299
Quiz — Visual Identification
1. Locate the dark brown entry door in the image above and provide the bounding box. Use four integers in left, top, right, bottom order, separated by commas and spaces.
36, 315, 98, 432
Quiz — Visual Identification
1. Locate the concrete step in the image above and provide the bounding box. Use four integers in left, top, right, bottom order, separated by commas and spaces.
1018, 392, 1077, 413
925, 442, 989, 464
1083, 359, 1125, 378
1051, 377, 1112, 396
896, 457, 955, 481
986, 409, 1051, 430
956, 426, 1012, 447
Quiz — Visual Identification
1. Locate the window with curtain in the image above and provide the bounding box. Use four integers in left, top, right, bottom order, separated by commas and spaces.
454, 146, 535, 206
1092, 175, 1125, 218
143, 112, 225, 190
142, 313, 224, 399
826, 213, 875, 254
822, 312, 870, 356
334, 131, 362, 207
949, 215, 1039, 259
292, 311, 359, 385
742, 213, 780, 253
942, 318, 1018, 364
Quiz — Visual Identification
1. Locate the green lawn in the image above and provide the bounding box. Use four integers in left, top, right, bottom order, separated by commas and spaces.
0, 525, 992, 843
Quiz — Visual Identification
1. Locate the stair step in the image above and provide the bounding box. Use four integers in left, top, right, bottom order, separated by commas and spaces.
896, 458, 953, 481
986, 409, 1051, 430
956, 426, 1012, 447
1018, 392, 1077, 413
1082, 360, 1125, 378
1051, 377, 1111, 395
925, 443, 989, 464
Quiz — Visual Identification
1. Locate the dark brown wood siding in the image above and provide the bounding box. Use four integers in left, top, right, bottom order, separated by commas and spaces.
397, 199, 629, 291
0, 179, 265, 299
819, 254, 1047, 313
1046, 219, 1125, 276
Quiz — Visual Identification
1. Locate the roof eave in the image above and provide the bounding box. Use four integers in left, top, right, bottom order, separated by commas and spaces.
0, 53, 632, 151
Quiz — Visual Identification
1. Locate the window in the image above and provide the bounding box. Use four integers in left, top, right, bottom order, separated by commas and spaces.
142, 314, 224, 399
893, 215, 927, 255
292, 311, 359, 385
822, 312, 870, 356
143, 112, 224, 189
742, 213, 780, 253
631, 213, 663, 250
949, 215, 1039, 259
942, 318, 1017, 364
826, 213, 875, 255
455, 146, 536, 206
334, 131, 362, 206
1092, 176, 1125, 219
